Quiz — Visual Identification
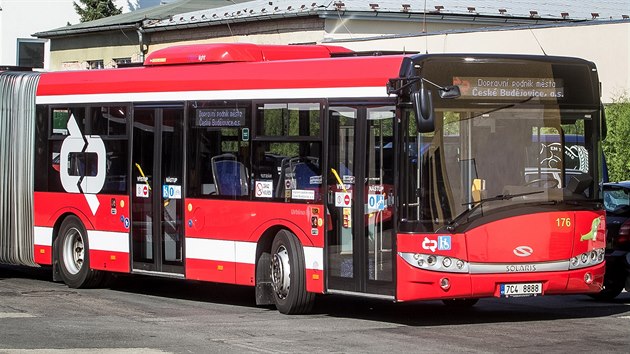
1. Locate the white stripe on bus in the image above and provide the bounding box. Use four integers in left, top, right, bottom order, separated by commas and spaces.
186, 238, 323, 269
33, 226, 53, 246
35, 86, 391, 104
87, 230, 130, 253
35, 227, 322, 269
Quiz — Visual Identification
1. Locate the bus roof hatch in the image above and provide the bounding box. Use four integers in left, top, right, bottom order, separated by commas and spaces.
143, 43, 353, 66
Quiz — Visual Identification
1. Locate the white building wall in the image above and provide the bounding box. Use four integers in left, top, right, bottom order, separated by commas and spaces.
0, 0, 166, 68
0, 0, 79, 68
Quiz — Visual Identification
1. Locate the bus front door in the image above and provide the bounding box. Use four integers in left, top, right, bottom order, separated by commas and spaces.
326, 104, 395, 297
131, 107, 185, 275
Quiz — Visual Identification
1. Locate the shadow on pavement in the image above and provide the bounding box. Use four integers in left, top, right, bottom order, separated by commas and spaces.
2, 263, 629, 326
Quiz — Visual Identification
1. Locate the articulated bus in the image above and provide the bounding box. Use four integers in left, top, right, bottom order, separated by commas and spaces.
0, 43, 606, 314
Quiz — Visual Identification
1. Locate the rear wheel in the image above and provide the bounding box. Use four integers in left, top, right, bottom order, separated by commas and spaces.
270, 230, 314, 314
55, 215, 107, 288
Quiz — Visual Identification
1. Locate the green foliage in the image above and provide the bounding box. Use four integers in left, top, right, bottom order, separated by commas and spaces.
602, 95, 630, 182
73, 0, 122, 22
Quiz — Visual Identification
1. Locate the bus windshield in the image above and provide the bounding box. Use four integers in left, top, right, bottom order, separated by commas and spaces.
400, 104, 598, 232
398, 56, 601, 232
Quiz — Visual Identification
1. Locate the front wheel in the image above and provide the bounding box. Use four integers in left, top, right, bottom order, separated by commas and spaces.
55, 215, 107, 288
270, 230, 314, 314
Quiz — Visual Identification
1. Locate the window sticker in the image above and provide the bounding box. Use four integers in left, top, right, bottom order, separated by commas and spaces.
309, 175, 323, 185
255, 180, 273, 198
292, 189, 315, 200
367, 194, 385, 211
136, 184, 149, 198
162, 185, 182, 200
335, 192, 352, 207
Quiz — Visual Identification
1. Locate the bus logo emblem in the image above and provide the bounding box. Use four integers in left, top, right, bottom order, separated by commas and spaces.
59, 114, 106, 215
513, 246, 533, 257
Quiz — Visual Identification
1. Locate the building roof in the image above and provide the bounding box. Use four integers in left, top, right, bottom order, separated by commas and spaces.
143, 0, 630, 31
35, 0, 630, 38
34, 0, 252, 38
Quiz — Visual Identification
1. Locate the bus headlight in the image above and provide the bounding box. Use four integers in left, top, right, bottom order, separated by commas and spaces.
399, 252, 469, 273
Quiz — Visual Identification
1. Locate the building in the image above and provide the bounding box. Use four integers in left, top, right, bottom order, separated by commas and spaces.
34, 0, 252, 70
35, 0, 628, 70
30, 0, 630, 101
0, 0, 180, 69
329, 20, 630, 103
0, 0, 79, 68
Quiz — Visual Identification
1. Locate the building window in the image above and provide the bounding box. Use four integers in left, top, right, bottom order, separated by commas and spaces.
17, 39, 45, 69
114, 57, 132, 66
87, 60, 104, 70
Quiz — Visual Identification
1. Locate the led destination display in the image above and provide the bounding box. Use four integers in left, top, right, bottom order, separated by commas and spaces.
196, 108, 247, 127
454, 77, 565, 100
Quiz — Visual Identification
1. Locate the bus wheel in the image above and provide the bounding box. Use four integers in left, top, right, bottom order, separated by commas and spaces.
55, 215, 105, 288
589, 281, 624, 301
442, 298, 479, 308
270, 230, 314, 314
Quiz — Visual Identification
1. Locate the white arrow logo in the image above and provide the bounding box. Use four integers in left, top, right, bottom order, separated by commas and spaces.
59, 114, 106, 215
422, 237, 437, 252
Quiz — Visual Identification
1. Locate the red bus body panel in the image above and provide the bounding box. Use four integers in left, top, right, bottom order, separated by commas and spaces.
397, 210, 605, 301
185, 199, 324, 292
33, 192, 131, 273
36, 55, 405, 97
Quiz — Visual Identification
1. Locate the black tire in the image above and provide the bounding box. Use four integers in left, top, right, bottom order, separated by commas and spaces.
55, 215, 107, 288
270, 230, 315, 314
442, 298, 479, 308
589, 281, 624, 301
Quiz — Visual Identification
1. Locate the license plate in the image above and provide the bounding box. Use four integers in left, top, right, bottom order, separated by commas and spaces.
500, 282, 542, 297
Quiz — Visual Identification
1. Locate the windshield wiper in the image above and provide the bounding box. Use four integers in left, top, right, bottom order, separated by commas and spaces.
445, 191, 544, 232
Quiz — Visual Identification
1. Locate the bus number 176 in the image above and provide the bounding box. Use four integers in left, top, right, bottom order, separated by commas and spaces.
556, 217, 571, 228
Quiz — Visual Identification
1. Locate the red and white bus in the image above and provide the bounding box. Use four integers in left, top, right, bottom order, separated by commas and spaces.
0, 43, 607, 314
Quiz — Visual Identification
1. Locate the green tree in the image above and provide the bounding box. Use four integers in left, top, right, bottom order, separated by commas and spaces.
74, 0, 122, 22
602, 95, 630, 182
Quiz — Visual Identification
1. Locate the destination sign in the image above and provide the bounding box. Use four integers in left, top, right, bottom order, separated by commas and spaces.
196, 108, 247, 127
454, 77, 564, 100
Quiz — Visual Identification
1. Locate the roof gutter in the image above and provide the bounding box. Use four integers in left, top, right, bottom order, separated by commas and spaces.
34, 23, 140, 39
141, 12, 318, 33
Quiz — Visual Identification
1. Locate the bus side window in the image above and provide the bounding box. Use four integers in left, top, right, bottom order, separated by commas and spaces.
186, 101, 251, 200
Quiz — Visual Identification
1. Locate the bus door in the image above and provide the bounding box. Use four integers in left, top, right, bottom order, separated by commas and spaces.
326, 104, 395, 297
131, 106, 185, 275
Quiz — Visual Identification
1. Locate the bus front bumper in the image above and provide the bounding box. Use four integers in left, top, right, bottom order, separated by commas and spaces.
396, 259, 605, 302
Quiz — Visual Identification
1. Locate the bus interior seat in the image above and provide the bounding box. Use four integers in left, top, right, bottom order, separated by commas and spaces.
275, 156, 319, 198
211, 153, 248, 196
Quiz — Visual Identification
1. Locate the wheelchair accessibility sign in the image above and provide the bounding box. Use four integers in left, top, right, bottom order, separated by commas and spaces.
367, 194, 385, 211
162, 185, 182, 199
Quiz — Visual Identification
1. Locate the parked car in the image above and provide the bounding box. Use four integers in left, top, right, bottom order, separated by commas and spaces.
593, 182, 630, 299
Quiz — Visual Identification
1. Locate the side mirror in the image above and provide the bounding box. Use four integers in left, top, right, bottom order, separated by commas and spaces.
439, 85, 461, 99
413, 81, 435, 133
